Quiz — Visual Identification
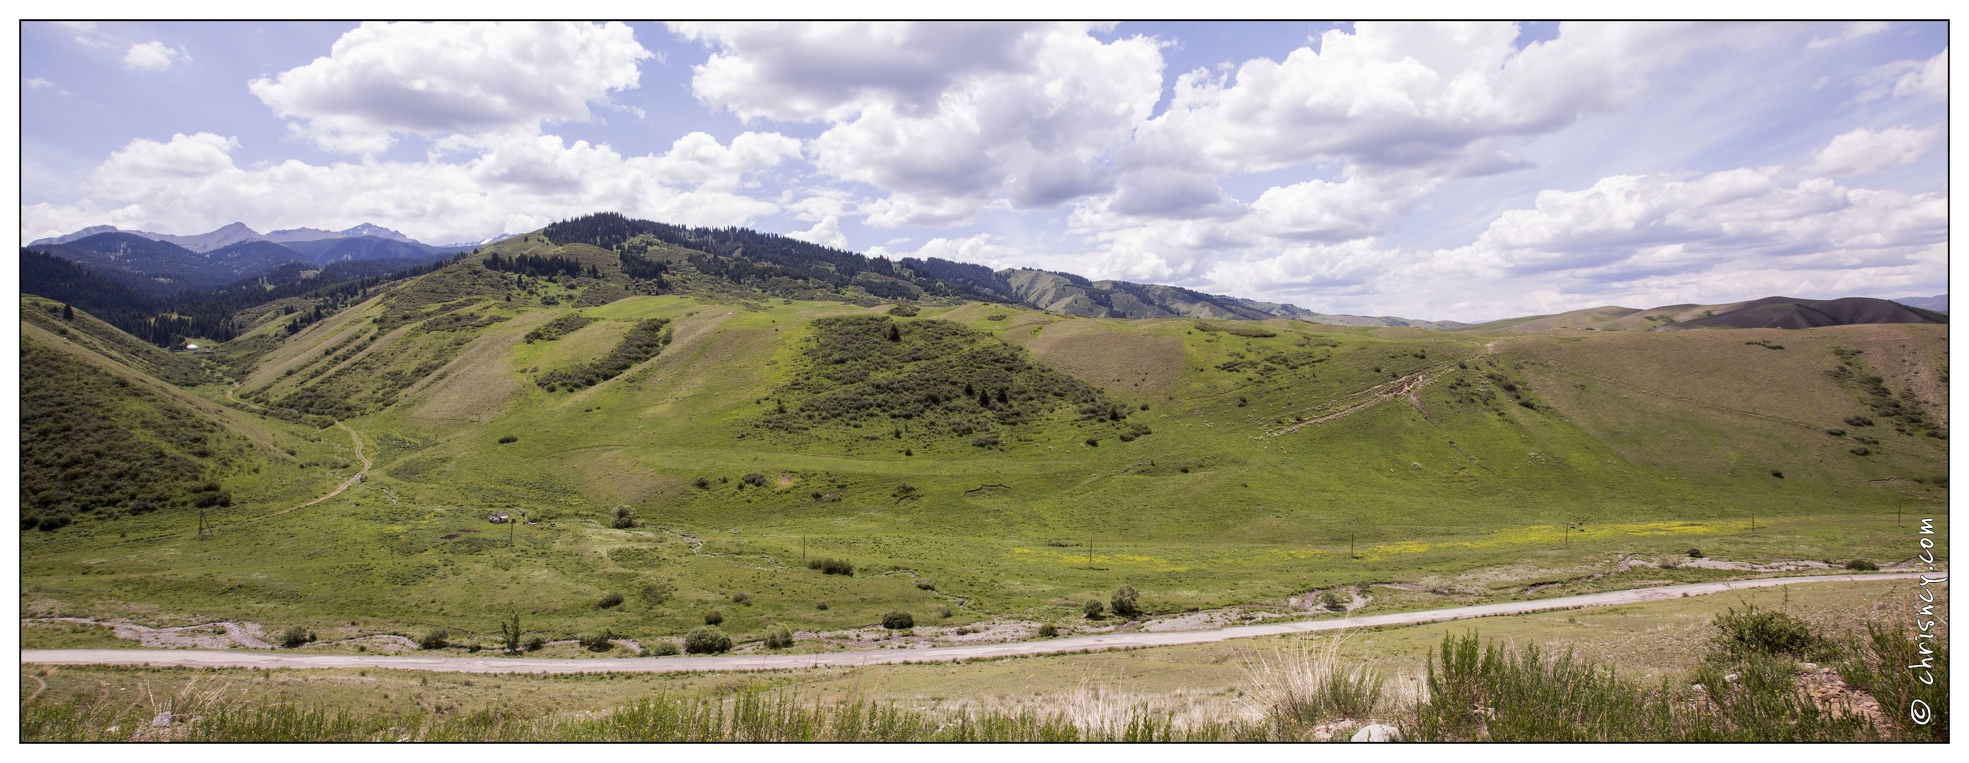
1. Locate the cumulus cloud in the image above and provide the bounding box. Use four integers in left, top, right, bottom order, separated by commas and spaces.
23, 131, 785, 245
1859, 48, 1947, 101
1460, 167, 1944, 278
787, 215, 848, 249
681, 22, 1163, 227
248, 21, 650, 154
123, 40, 188, 71
1813, 126, 1939, 176
1135, 22, 1779, 177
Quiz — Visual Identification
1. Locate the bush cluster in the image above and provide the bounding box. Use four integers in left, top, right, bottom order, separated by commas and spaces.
809, 558, 854, 576
755, 317, 1113, 441
684, 626, 732, 654
537, 318, 672, 392
523, 313, 595, 343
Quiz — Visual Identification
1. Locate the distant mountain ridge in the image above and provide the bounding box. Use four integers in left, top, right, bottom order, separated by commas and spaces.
30, 221, 445, 253
1464, 295, 1946, 333
1894, 294, 1947, 313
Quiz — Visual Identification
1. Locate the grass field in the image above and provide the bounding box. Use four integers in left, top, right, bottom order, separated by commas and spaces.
19, 238, 1949, 657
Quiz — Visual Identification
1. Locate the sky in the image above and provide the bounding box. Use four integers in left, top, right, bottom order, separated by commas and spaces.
17, 21, 1950, 321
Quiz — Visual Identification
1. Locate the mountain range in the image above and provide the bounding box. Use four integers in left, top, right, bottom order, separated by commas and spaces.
23, 213, 1945, 336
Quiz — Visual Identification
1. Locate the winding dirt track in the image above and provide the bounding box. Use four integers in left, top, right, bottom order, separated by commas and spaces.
288, 421, 371, 513
21, 574, 1925, 675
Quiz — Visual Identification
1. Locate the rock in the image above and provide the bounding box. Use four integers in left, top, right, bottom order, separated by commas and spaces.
151, 711, 173, 727
1351, 723, 1403, 742
1723, 673, 1740, 683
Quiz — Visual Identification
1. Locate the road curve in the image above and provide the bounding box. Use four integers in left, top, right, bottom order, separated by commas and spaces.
22, 573, 1929, 675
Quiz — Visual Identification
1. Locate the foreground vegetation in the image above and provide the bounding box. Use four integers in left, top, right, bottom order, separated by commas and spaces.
23, 586, 1945, 742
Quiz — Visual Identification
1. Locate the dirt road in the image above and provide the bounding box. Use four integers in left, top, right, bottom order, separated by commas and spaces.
290, 421, 371, 512
21, 573, 1926, 675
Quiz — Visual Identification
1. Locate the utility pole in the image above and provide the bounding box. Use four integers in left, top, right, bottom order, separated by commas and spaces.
1350, 532, 1356, 559
197, 509, 207, 539
801, 535, 807, 566
1088, 538, 1094, 566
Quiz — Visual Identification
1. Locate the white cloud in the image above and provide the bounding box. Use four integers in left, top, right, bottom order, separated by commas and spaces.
123, 41, 188, 71
26, 77, 54, 88
1859, 48, 1947, 102
23, 131, 785, 245
1135, 22, 1778, 177
674, 21, 1041, 122
786, 215, 848, 249
681, 22, 1164, 227
649, 131, 802, 192
1464, 167, 1945, 277
867, 233, 1027, 269
248, 22, 651, 154
1813, 125, 1939, 176
1807, 21, 1889, 49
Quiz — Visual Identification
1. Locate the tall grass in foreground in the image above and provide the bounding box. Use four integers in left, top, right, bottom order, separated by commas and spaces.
23, 614, 1944, 742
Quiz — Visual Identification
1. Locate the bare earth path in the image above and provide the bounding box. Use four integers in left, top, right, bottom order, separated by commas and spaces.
21, 574, 1926, 675
287, 421, 371, 513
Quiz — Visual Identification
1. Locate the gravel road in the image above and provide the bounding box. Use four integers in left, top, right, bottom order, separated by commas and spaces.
21, 573, 1926, 675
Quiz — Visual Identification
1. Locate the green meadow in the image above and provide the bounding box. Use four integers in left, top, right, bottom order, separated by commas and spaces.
19, 239, 1948, 652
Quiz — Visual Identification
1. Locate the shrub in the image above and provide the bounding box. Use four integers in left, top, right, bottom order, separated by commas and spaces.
886, 304, 919, 317
1710, 604, 1822, 660
915, 579, 935, 590
693, 477, 710, 489
732, 592, 751, 605
598, 592, 624, 609
815, 602, 829, 610
810, 558, 854, 576
1769, 470, 1783, 478
279, 626, 314, 649
1316, 590, 1348, 611
742, 473, 768, 487
704, 610, 725, 626
580, 629, 616, 652
765, 624, 795, 649
1845, 415, 1875, 427
639, 582, 672, 606
1825, 429, 1845, 436
1037, 624, 1059, 638
417, 628, 450, 650
882, 612, 915, 630
1687, 548, 1704, 558
1084, 437, 1099, 447
1111, 585, 1141, 617
1083, 600, 1105, 618
497, 435, 518, 444
971, 433, 1000, 448
522, 635, 545, 652
684, 626, 732, 654
1845, 559, 1879, 571
647, 640, 681, 656
610, 506, 636, 529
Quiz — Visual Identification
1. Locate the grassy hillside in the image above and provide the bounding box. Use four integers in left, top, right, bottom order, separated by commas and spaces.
19, 246, 1949, 654
18, 297, 348, 533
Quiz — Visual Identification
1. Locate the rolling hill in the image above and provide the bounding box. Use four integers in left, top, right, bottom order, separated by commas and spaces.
18, 219, 1948, 650
1464, 296, 1946, 333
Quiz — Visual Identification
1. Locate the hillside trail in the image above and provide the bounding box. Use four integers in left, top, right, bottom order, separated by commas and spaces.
19, 573, 1926, 675
1264, 367, 1446, 438
252, 421, 372, 522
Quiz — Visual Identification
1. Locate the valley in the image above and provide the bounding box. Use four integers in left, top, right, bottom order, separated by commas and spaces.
17, 213, 1950, 741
